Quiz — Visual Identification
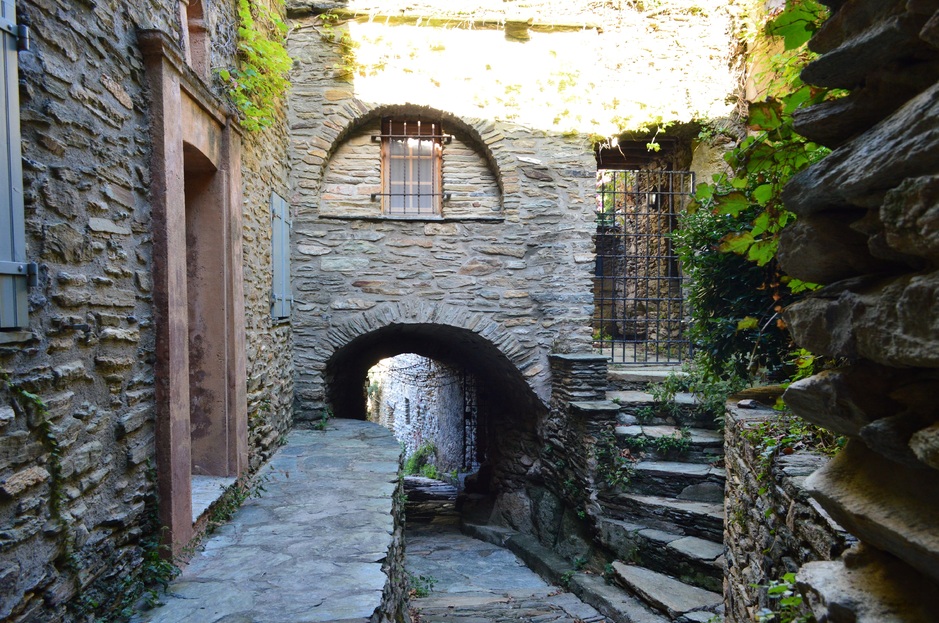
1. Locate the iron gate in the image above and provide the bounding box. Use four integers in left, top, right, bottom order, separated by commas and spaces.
593, 169, 694, 365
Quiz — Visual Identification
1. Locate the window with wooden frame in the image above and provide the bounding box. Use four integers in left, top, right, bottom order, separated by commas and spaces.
376, 118, 448, 216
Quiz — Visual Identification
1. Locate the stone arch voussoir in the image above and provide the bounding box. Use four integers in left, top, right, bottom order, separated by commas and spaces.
324, 301, 548, 403
314, 101, 513, 203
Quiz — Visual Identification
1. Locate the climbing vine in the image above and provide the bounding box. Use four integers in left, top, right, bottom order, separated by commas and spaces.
693, 0, 834, 284
677, 0, 837, 382
219, 0, 292, 131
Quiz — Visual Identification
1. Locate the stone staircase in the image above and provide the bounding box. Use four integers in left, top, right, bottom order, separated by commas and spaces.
596, 366, 725, 622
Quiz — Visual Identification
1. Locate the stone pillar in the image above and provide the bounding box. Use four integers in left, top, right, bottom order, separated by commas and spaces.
778, 1, 939, 619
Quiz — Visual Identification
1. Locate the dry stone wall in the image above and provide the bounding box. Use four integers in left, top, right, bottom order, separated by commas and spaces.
0, 1, 293, 620
723, 402, 855, 622
777, 0, 939, 620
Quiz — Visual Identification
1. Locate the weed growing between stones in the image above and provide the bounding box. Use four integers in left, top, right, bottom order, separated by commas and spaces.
594, 427, 636, 489
1, 375, 80, 576
755, 572, 812, 623
620, 428, 692, 457
71, 464, 180, 621
207, 471, 272, 532
407, 572, 437, 598
312, 406, 332, 431
743, 415, 844, 482
403, 441, 438, 478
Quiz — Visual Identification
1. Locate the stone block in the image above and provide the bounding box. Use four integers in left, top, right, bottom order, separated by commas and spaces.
783, 364, 901, 437
881, 175, 939, 264
777, 212, 886, 283
784, 270, 939, 366
0, 466, 50, 498
798, 545, 939, 623
910, 421, 939, 469
783, 82, 939, 215
804, 440, 939, 584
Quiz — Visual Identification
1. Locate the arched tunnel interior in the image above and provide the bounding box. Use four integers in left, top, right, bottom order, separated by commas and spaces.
324, 323, 547, 511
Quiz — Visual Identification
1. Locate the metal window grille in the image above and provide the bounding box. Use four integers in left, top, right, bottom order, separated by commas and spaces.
461, 370, 479, 472
373, 118, 449, 216
593, 169, 694, 365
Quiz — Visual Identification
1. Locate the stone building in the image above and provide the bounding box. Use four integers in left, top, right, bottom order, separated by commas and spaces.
4, 0, 937, 621
0, 0, 292, 619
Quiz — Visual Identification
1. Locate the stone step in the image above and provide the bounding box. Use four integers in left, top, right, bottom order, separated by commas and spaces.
615, 424, 723, 464
597, 517, 725, 593
629, 461, 726, 499
598, 493, 724, 542
607, 390, 720, 431
611, 562, 723, 620
464, 524, 670, 623
607, 368, 679, 391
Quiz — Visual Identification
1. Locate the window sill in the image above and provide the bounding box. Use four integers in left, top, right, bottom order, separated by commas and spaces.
317, 214, 505, 223
0, 331, 34, 345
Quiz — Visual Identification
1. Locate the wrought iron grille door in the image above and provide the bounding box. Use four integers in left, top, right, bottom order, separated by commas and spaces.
593, 169, 694, 364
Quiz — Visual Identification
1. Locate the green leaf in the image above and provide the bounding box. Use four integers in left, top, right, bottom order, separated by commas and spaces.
768, 8, 817, 50
737, 317, 759, 331
782, 85, 813, 114
752, 184, 774, 206
694, 183, 714, 201
748, 100, 783, 131
714, 192, 750, 218
719, 231, 755, 254
747, 239, 778, 266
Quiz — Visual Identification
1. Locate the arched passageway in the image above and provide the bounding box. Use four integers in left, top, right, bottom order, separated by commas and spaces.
325, 323, 547, 499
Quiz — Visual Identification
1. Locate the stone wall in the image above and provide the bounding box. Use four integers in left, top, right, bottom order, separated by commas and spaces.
723, 402, 855, 622
287, 16, 599, 418
0, 2, 179, 620
0, 1, 293, 620
777, 0, 939, 619
241, 123, 295, 471
367, 353, 467, 473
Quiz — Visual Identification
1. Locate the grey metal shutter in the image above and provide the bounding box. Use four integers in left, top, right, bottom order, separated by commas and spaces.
270, 192, 292, 319
0, 0, 28, 328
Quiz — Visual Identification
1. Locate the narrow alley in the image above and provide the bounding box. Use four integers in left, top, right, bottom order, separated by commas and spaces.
131, 419, 632, 623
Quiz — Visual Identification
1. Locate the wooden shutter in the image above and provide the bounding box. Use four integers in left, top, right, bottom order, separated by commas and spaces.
0, 0, 28, 328
270, 192, 291, 319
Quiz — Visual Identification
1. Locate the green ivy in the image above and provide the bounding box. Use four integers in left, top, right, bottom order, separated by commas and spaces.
219, 0, 292, 131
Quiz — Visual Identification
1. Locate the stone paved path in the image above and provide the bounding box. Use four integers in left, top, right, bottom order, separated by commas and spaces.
407, 522, 612, 623
132, 419, 401, 623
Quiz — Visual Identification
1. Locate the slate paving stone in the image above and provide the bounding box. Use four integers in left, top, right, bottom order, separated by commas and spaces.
407, 522, 612, 623
131, 420, 400, 623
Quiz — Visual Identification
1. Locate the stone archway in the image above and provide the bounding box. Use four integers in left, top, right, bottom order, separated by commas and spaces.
323, 308, 547, 503
314, 300, 552, 418
295, 101, 520, 204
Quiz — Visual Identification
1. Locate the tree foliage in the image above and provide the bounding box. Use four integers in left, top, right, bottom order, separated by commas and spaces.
678, 0, 836, 381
